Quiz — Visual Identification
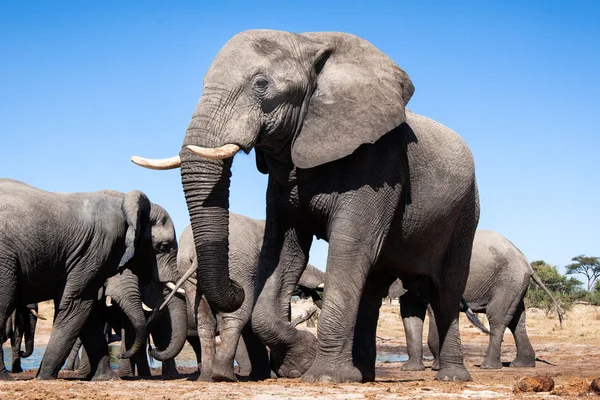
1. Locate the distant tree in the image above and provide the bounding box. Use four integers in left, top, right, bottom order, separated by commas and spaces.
526, 260, 582, 314
565, 255, 600, 291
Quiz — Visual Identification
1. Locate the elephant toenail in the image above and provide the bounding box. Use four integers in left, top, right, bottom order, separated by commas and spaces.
288, 370, 302, 378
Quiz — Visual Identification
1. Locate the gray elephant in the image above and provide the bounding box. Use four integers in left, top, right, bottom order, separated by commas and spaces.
1, 304, 44, 374
0, 178, 179, 380
133, 29, 479, 383
401, 230, 563, 371
174, 214, 326, 382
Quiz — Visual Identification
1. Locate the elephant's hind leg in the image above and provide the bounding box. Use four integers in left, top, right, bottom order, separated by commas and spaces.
479, 317, 506, 369
79, 304, 118, 381
507, 300, 535, 368
400, 290, 428, 372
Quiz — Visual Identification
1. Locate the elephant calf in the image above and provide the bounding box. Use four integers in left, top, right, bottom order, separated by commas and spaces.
401, 230, 563, 371
175, 213, 325, 382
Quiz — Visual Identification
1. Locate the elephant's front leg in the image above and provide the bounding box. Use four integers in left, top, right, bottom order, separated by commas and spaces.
10, 324, 23, 373
301, 233, 373, 383
252, 226, 315, 379
196, 296, 217, 382
212, 315, 243, 382
36, 294, 95, 380
400, 291, 428, 371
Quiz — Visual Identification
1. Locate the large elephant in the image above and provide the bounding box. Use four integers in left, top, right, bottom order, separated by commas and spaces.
133, 29, 479, 383
401, 230, 564, 371
0, 179, 179, 380
175, 214, 326, 382
1, 304, 44, 373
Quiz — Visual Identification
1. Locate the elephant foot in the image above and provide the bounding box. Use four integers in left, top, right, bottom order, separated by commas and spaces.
431, 359, 440, 371
90, 369, 119, 381
11, 363, 23, 374
480, 358, 503, 369
302, 360, 362, 383
270, 330, 317, 378
248, 365, 272, 381
401, 359, 426, 371
509, 356, 535, 368
0, 369, 14, 381
196, 373, 214, 382
435, 365, 472, 382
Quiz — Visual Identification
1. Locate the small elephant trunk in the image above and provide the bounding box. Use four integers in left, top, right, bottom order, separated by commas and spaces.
19, 312, 37, 358
149, 292, 188, 361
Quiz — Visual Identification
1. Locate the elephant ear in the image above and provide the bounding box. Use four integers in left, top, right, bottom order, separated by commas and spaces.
291, 32, 415, 169
118, 190, 151, 271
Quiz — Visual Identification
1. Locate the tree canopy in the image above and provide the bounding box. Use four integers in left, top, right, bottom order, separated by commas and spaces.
565, 255, 600, 291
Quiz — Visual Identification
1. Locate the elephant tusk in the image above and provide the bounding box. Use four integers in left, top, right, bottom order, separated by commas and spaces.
186, 144, 240, 160
166, 282, 185, 295
142, 302, 153, 312
105, 296, 113, 307
29, 309, 46, 320
131, 155, 181, 170
317, 283, 324, 289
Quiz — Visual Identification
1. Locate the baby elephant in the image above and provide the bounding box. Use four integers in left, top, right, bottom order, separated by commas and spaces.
401, 230, 563, 371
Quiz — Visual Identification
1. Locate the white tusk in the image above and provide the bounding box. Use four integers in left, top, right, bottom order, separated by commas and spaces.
142, 302, 153, 312
131, 155, 181, 170
30, 309, 46, 320
186, 144, 240, 160
105, 296, 113, 307
166, 282, 185, 295
317, 283, 325, 289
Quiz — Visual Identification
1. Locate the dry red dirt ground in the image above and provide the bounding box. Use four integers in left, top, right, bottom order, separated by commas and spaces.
1, 302, 599, 399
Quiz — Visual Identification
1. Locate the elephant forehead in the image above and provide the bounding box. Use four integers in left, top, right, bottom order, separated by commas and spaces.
204, 30, 300, 84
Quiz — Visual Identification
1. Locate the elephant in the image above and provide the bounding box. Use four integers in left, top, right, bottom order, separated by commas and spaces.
1, 304, 44, 373
132, 29, 479, 383
0, 179, 180, 380
401, 230, 564, 371
174, 215, 326, 382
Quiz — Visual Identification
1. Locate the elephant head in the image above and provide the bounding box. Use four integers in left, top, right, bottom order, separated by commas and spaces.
102, 190, 188, 360
132, 30, 414, 313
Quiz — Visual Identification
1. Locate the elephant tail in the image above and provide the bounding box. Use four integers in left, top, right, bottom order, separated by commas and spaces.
531, 271, 564, 327
460, 298, 490, 334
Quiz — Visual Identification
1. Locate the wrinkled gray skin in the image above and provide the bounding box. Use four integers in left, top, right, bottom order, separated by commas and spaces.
401, 230, 564, 371
136, 29, 479, 383
1, 304, 41, 373
177, 215, 326, 382
0, 179, 178, 380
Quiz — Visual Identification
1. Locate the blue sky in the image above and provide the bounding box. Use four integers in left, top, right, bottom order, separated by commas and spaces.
1, 1, 598, 278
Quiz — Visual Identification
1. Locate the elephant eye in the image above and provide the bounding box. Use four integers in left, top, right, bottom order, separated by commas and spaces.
253, 76, 269, 93
158, 243, 169, 253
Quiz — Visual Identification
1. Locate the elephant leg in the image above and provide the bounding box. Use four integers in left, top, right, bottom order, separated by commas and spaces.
0, 268, 16, 380
36, 294, 95, 380
65, 338, 82, 371
241, 325, 271, 381
10, 321, 23, 373
151, 327, 178, 378
426, 306, 440, 371
79, 304, 118, 381
234, 334, 251, 376
479, 314, 506, 369
187, 335, 202, 373
353, 271, 395, 382
302, 234, 373, 383
196, 296, 217, 382
507, 300, 535, 368
117, 327, 135, 377
400, 291, 427, 371
79, 347, 91, 377
212, 316, 243, 382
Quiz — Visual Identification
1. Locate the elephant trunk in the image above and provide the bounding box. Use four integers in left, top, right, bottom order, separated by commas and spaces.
180, 148, 244, 313
19, 312, 37, 358
110, 272, 147, 359
149, 293, 188, 361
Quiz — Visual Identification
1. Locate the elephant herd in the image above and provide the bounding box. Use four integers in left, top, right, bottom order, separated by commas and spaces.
0, 29, 561, 384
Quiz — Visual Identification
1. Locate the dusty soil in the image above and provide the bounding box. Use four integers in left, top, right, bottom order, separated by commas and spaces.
1, 302, 599, 399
